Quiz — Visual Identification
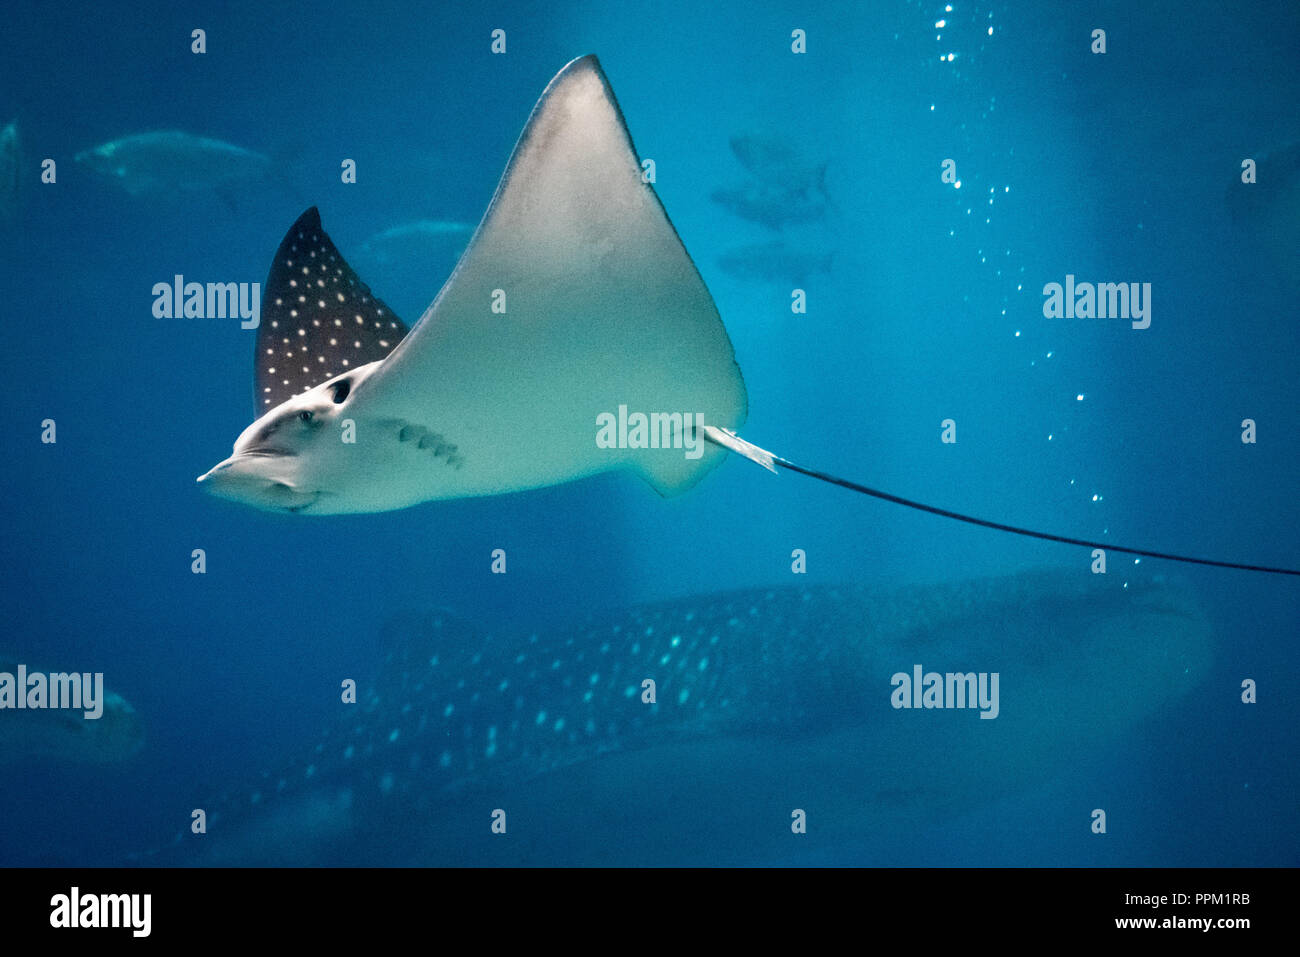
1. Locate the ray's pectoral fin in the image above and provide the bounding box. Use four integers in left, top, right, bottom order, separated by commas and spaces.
358, 55, 749, 498
254, 207, 411, 414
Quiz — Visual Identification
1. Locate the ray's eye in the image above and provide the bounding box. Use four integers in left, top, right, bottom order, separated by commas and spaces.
299, 410, 314, 423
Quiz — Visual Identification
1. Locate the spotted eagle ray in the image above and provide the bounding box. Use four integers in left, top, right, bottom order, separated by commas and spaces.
143, 569, 1211, 866
195, 55, 1296, 577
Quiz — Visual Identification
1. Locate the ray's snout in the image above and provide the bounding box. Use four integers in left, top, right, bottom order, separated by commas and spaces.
196, 456, 236, 486
196, 454, 258, 502
196, 451, 320, 513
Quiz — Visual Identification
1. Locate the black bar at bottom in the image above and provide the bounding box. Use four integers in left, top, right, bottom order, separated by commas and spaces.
0, 867, 1283, 943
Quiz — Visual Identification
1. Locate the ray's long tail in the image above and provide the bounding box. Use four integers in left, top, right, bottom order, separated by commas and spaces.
703, 427, 1299, 577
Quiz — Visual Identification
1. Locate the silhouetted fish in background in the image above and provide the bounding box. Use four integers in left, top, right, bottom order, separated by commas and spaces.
729, 132, 828, 195
711, 133, 831, 231
0, 655, 143, 765
353, 219, 475, 320
1226, 140, 1300, 288
74, 131, 272, 196
357, 219, 474, 267
144, 569, 1211, 866
0, 119, 20, 221
717, 240, 833, 285
710, 181, 829, 230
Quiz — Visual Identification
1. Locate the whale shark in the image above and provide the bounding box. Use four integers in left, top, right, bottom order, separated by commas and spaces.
144, 569, 1211, 866
194, 55, 1297, 578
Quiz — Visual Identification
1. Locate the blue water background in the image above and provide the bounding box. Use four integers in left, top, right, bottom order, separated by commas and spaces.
0, 0, 1295, 865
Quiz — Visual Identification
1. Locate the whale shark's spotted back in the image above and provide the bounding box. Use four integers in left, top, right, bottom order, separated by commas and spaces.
255, 207, 410, 412
151, 571, 1212, 866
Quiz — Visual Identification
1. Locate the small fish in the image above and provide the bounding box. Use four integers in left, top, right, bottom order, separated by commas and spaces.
729, 132, 828, 195
0, 119, 20, 220
74, 131, 272, 196
716, 240, 833, 284
710, 181, 828, 230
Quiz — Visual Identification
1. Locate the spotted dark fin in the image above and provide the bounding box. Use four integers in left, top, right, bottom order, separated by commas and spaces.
255, 207, 410, 413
